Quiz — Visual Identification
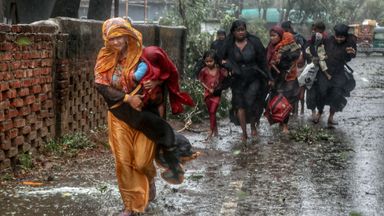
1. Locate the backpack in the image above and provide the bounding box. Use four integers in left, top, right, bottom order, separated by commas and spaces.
264, 94, 293, 124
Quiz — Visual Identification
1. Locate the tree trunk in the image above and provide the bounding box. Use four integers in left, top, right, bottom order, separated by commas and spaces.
0, 0, 4, 21
262, 8, 268, 21
51, 0, 81, 18
88, 0, 113, 20
114, 0, 119, 17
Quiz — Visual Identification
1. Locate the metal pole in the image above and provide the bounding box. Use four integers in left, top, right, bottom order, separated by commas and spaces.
125, 0, 128, 17
144, 0, 147, 23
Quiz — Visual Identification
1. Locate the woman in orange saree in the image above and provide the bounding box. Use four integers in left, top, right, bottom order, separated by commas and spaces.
93, 17, 158, 216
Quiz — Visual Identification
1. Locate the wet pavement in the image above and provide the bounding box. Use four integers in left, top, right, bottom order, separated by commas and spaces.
1, 55, 383, 216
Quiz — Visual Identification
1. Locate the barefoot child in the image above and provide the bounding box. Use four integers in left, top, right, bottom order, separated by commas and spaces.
198, 50, 227, 140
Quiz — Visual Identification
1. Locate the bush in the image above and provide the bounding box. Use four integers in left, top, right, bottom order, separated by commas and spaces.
44, 132, 95, 157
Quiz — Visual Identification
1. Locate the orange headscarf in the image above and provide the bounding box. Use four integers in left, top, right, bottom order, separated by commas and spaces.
94, 17, 143, 80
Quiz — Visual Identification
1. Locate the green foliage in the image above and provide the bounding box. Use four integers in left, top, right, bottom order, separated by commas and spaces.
289, 125, 336, 144
97, 184, 108, 193
18, 152, 34, 170
15, 37, 32, 46
1, 173, 14, 181
188, 173, 204, 181
246, 18, 269, 46
349, 211, 362, 216
44, 132, 95, 157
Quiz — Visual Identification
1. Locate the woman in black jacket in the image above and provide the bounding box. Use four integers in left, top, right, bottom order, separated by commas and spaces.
316, 23, 357, 127
219, 20, 272, 142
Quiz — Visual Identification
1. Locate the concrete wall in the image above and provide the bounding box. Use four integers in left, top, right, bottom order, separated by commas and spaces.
0, 17, 187, 170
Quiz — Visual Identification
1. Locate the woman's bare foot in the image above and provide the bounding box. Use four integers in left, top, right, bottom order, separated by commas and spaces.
312, 112, 322, 124
205, 130, 213, 141
213, 128, 219, 137
282, 124, 289, 134
251, 129, 257, 137
241, 134, 248, 143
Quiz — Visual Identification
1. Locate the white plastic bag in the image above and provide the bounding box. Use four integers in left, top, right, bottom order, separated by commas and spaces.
297, 63, 319, 89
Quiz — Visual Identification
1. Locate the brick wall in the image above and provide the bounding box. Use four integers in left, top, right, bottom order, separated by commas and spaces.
0, 24, 57, 170
0, 18, 187, 171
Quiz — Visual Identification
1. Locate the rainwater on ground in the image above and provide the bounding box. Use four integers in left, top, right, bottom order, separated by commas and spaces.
1, 56, 383, 216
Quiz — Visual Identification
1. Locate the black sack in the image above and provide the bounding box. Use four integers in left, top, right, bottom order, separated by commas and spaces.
343, 67, 356, 93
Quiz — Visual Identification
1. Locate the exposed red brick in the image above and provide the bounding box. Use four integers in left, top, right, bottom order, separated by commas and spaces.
19, 106, 31, 116
42, 68, 51, 75
42, 84, 52, 92
38, 110, 49, 119
26, 113, 37, 124
18, 88, 29, 97
20, 143, 31, 152
38, 127, 48, 137
0, 101, 10, 110
31, 78, 40, 85
0, 62, 8, 72
0, 110, 4, 121
13, 52, 22, 60
13, 136, 25, 146
1, 139, 11, 150
0, 53, 13, 61
9, 80, 21, 88
13, 118, 26, 128
41, 59, 53, 67
6, 147, 18, 157
2, 42, 14, 51
30, 51, 41, 59
22, 79, 32, 87
21, 126, 32, 134
31, 85, 41, 94
44, 118, 55, 127
11, 61, 21, 70
26, 69, 33, 77
5, 109, 18, 119
6, 128, 18, 139
14, 70, 27, 79
0, 159, 11, 170
31, 103, 41, 112
26, 130, 37, 141
0, 82, 9, 91
24, 95, 35, 105
34, 121, 43, 129
0, 120, 13, 132
39, 94, 48, 102
0, 150, 5, 161
6, 89, 17, 99
10, 98, 24, 107
0, 24, 11, 32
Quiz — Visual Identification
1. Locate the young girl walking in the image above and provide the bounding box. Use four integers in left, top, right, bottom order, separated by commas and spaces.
198, 50, 227, 140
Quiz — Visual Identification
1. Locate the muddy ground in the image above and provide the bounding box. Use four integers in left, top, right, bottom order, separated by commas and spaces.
0, 55, 383, 216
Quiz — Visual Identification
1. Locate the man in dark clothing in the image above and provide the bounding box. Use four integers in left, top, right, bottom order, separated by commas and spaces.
317, 23, 357, 127
195, 29, 227, 79
210, 29, 226, 53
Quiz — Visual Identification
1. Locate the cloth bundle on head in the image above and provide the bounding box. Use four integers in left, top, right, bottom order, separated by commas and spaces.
95, 17, 143, 77
334, 24, 349, 37
270, 25, 285, 38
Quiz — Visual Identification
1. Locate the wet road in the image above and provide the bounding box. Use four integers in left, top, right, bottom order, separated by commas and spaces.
1, 56, 383, 216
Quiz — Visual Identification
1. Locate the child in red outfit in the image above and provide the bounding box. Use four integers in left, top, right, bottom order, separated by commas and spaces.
198, 50, 227, 140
